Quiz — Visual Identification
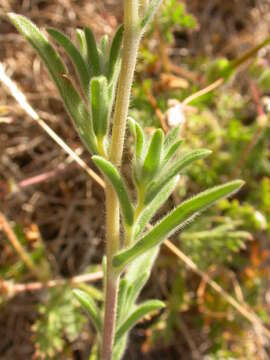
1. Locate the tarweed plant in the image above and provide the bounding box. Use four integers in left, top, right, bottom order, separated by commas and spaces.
8, 1, 244, 359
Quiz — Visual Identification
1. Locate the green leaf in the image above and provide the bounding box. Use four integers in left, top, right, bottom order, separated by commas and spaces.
145, 149, 212, 204
125, 246, 158, 284
47, 28, 90, 95
115, 300, 165, 343
128, 117, 145, 161
100, 35, 109, 56
90, 76, 110, 139
129, 118, 146, 187
108, 25, 124, 81
117, 279, 129, 323
163, 126, 181, 151
135, 176, 179, 238
162, 139, 183, 165
124, 272, 148, 311
141, 0, 163, 29
142, 129, 164, 181
8, 13, 97, 154
92, 156, 134, 226
73, 289, 102, 333
76, 28, 87, 60
99, 35, 109, 74
112, 336, 127, 360
78, 283, 103, 302
123, 248, 160, 312
84, 26, 100, 76
113, 180, 244, 268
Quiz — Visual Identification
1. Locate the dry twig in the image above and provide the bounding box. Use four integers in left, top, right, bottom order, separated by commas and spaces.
0, 271, 103, 296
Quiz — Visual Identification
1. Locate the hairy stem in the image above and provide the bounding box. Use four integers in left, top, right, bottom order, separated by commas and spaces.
101, 1, 141, 359
101, 182, 120, 360
109, 0, 141, 166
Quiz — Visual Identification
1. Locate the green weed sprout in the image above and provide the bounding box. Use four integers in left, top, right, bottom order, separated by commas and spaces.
8, 1, 244, 359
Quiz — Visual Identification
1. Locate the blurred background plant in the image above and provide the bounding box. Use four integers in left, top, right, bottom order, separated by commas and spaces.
1, 0, 270, 359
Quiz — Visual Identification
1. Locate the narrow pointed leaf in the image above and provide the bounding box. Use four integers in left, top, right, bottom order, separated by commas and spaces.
99, 35, 109, 74
129, 118, 146, 187
90, 76, 109, 138
115, 300, 165, 342
123, 248, 160, 311
108, 25, 124, 81
163, 126, 181, 151
141, 0, 163, 29
142, 129, 164, 180
100, 35, 109, 56
120, 271, 154, 320
8, 13, 97, 154
84, 26, 100, 76
145, 149, 212, 204
128, 117, 145, 161
125, 247, 159, 284
117, 279, 129, 323
162, 139, 183, 165
113, 180, 244, 268
92, 156, 134, 226
112, 336, 127, 360
135, 176, 179, 238
76, 28, 87, 60
124, 272, 148, 309
47, 28, 90, 94
73, 289, 102, 332
128, 116, 136, 137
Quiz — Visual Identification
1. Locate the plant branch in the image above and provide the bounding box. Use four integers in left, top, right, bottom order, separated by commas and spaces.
101, 1, 141, 359
109, 0, 141, 167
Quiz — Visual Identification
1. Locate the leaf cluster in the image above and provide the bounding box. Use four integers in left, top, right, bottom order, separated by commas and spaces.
9, 13, 123, 157
8, 7, 245, 359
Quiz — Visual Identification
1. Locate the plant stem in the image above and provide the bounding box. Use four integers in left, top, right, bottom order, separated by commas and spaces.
109, 0, 141, 167
101, 181, 120, 360
101, 1, 141, 359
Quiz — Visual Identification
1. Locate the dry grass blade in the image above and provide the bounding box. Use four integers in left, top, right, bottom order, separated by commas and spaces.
0, 63, 105, 189
182, 78, 224, 105
0, 212, 41, 279
1, 61, 269, 341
